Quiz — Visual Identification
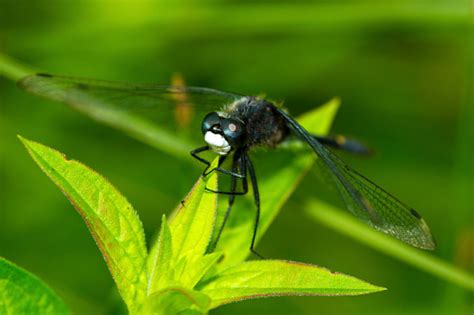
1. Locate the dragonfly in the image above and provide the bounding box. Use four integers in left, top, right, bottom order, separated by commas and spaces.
19, 73, 436, 257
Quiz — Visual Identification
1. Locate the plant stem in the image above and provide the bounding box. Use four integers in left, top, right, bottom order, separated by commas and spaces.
306, 199, 474, 291
0, 53, 35, 81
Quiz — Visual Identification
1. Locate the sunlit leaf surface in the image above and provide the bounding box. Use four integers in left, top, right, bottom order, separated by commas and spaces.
147, 215, 174, 294
200, 260, 385, 308
169, 158, 218, 262
0, 257, 70, 315
19, 136, 148, 312
143, 287, 210, 315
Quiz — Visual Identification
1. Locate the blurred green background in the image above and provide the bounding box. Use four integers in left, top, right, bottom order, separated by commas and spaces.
0, 0, 472, 314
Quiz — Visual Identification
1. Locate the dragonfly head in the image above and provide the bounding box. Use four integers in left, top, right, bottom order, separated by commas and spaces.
201, 112, 246, 155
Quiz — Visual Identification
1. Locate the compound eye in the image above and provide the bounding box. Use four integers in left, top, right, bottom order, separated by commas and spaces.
201, 112, 221, 134
222, 119, 245, 146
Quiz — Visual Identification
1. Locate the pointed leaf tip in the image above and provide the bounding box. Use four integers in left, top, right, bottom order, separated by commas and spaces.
202, 260, 385, 308
147, 214, 174, 294
298, 97, 341, 134
19, 137, 148, 312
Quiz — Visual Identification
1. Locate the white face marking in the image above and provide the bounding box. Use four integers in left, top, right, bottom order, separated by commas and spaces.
204, 131, 231, 155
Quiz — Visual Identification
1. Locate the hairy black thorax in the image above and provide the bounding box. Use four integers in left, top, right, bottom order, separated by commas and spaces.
224, 97, 289, 149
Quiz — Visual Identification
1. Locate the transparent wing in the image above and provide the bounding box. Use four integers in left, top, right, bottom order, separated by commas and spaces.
277, 108, 435, 250
18, 73, 243, 144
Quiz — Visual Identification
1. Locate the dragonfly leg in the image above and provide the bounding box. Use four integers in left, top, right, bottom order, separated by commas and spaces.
204, 163, 245, 179
191, 146, 244, 178
245, 153, 264, 259
209, 151, 248, 252
191, 145, 211, 166
205, 152, 248, 195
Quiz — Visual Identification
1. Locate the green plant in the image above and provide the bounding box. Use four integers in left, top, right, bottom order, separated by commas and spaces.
17, 112, 384, 314
0, 257, 70, 314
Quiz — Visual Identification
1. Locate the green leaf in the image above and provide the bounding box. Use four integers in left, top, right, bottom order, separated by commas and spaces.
179, 253, 223, 289
0, 257, 70, 315
169, 158, 218, 263
146, 216, 221, 294
147, 215, 174, 294
19, 136, 148, 312
143, 287, 210, 315
200, 260, 385, 308
147, 158, 221, 293
213, 99, 340, 268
